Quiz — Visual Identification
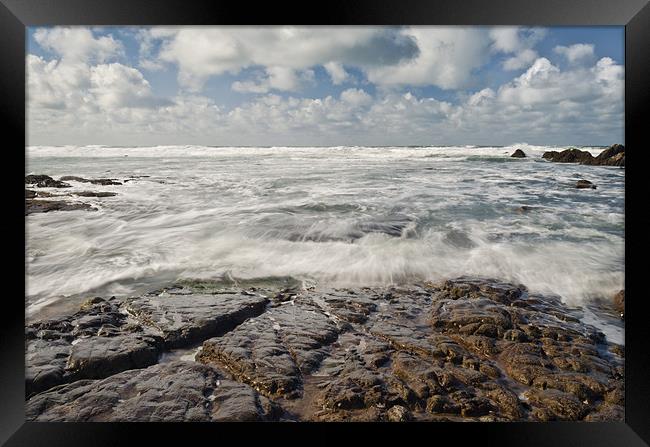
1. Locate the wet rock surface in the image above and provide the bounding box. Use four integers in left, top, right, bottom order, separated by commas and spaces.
25, 297, 161, 397
542, 144, 625, 167
26, 361, 280, 421
25, 172, 120, 215
123, 284, 268, 349
510, 149, 526, 158
73, 191, 118, 197
59, 175, 123, 185
26, 199, 96, 215
25, 174, 71, 188
26, 277, 624, 422
576, 179, 597, 189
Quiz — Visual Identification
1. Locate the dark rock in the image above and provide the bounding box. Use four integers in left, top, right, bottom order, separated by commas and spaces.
73, 191, 118, 197
542, 148, 594, 164
25, 277, 625, 422
510, 149, 526, 158
25, 298, 161, 397
584, 144, 625, 167
576, 180, 597, 189
595, 144, 624, 161
124, 289, 268, 348
59, 176, 123, 185
25, 175, 71, 188
26, 361, 281, 421
543, 144, 624, 167
197, 300, 340, 399
26, 199, 96, 215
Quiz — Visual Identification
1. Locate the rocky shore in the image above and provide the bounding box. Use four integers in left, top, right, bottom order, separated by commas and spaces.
25, 277, 624, 422
542, 144, 625, 167
25, 174, 121, 215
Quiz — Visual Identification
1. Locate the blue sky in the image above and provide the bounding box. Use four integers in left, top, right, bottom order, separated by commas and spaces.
26, 26, 624, 146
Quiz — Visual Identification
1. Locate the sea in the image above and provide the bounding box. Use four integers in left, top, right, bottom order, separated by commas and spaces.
25, 144, 625, 343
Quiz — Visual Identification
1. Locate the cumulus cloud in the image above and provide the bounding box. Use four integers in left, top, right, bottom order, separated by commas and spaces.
89, 63, 172, 109
141, 27, 419, 91
554, 43, 595, 64
28, 56, 170, 112
363, 27, 491, 89
489, 27, 547, 71
27, 26, 623, 146
339, 88, 372, 107
33, 27, 123, 63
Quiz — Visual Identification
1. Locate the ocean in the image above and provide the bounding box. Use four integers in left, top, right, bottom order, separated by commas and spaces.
25, 144, 625, 343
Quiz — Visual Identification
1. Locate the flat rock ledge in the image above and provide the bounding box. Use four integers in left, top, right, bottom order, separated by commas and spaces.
25, 174, 124, 215
26, 277, 624, 422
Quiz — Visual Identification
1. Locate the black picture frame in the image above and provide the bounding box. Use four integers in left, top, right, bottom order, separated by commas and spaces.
2, 0, 649, 445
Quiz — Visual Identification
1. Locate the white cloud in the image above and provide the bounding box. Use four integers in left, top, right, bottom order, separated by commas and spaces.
340, 88, 372, 107
364, 27, 491, 89
554, 43, 595, 64
232, 67, 315, 93
502, 49, 539, 70
489, 27, 547, 71
144, 26, 419, 91
33, 27, 123, 63
496, 57, 622, 107
136, 26, 518, 91
323, 62, 350, 85
89, 63, 172, 109
27, 26, 623, 146
28, 57, 169, 112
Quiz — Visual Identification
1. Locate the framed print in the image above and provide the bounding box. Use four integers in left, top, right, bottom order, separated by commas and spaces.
2, 0, 649, 445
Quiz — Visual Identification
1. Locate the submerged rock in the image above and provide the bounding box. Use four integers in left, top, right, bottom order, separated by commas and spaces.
510, 149, 526, 158
25, 277, 625, 422
516, 205, 535, 214
576, 180, 597, 189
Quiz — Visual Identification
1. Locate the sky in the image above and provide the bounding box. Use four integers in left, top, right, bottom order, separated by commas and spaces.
26, 26, 624, 147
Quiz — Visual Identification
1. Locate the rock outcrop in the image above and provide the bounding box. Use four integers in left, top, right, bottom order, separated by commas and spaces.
25, 297, 162, 397
25, 175, 71, 188
25, 277, 625, 422
542, 144, 625, 167
59, 176, 123, 185
73, 191, 117, 197
510, 149, 526, 158
25, 361, 281, 422
26, 199, 96, 215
